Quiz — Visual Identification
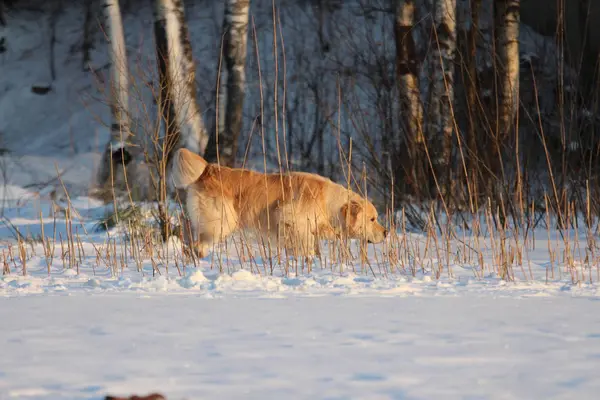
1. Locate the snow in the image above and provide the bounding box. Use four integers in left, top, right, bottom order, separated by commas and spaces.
1, 1, 598, 399
2, 296, 600, 399
0, 0, 564, 193
0, 193, 599, 398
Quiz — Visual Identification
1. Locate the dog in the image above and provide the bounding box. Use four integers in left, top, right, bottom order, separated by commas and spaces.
171, 148, 388, 258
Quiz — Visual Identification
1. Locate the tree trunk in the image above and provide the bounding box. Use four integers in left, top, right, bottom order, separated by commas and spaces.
394, 0, 424, 198
97, 0, 133, 188
82, 0, 94, 71
154, 0, 177, 163
0, 0, 7, 54
153, 0, 209, 162
426, 0, 457, 191
466, 0, 481, 204
395, 0, 423, 144
495, 0, 520, 140
205, 0, 250, 167
154, 0, 209, 240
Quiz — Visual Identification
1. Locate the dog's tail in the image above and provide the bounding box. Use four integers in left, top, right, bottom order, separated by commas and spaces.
170, 148, 208, 189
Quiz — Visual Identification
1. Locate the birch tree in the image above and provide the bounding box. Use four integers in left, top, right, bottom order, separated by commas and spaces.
426, 0, 456, 184
495, 0, 520, 139
82, 0, 94, 71
205, 0, 250, 167
0, 0, 6, 55
97, 0, 133, 188
465, 0, 481, 194
395, 0, 423, 144
394, 0, 425, 197
153, 0, 208, 162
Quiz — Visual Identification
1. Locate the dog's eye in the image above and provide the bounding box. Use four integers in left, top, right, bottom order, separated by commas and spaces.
370, 217, 375, 222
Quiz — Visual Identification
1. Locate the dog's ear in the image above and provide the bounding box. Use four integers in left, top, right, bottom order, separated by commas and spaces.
341, 200, 362, 227
170, 148, 208, 189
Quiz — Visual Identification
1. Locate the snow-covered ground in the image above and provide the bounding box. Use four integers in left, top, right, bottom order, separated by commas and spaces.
1, 1, 598, 399
1, 193, 600, 399
3, 295, 600, 399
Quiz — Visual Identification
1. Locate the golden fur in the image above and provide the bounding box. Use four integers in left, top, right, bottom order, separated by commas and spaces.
171, 148, 387, 258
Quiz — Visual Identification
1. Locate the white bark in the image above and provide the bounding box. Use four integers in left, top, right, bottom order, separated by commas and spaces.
103, 0, 130, 150
426, 0, 457, 168
495, 0, 520, 138
395, 0, 423, 143
97, 0, 134, 192
207, 0, 250, 166
154, 0, 209, 156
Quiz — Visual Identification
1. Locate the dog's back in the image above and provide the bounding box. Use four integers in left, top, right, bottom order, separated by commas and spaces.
192, 165, 330, 227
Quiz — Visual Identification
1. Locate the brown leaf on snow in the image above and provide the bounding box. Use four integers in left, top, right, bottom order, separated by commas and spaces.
105, 393, 166, 400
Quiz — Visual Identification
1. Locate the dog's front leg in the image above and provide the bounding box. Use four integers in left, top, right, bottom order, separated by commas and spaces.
192, 242, 209, 259
312, 222, 339, 258
314, 222, 340, 240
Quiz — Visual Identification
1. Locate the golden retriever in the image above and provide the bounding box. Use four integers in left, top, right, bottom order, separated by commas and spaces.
171, 148, 387, 258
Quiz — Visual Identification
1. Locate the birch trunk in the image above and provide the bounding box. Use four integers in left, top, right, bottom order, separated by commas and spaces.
82, 0, 94, 71
395, 0, 423, 144
98, 0, 133, 188
495, 0, 520, 140
205, 0, 250, 167
0, 0, 6, 54
466, 0, 481, 197
154, 0, 177, 161
426, 0, 457, 181
394, 0, 426, 197
153, 0, 208, 160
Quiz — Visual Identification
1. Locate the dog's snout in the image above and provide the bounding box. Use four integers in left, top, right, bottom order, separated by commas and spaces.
383, 229, 389, 237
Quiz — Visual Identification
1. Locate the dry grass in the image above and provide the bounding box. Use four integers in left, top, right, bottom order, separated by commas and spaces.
3, 1, 599, 286
3, 166, 599, 285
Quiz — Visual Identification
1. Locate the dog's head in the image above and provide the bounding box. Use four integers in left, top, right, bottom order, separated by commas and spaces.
340, 198, 387, 243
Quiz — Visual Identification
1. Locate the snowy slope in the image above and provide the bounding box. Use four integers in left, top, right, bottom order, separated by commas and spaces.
0, 0, 564, 199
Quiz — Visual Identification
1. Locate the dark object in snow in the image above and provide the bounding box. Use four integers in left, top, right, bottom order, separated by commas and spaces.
31, 85, 52, 95
105, 393, 166, 400
111, 147, 133, 166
